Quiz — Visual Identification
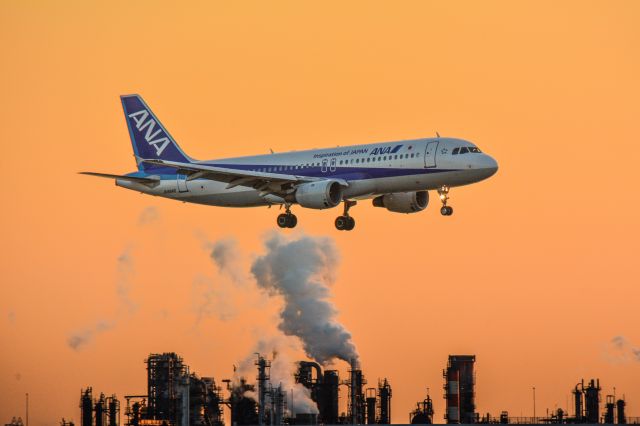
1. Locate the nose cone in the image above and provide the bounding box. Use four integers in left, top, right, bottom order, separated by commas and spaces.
484, 155, 498, 176
476, 154, 498, 180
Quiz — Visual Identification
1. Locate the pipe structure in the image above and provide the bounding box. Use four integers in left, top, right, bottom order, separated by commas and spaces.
584, 379, 601, 424
95, 394, 106, 426
80, 388, 94, 426
299, 361, 323, 384
574, 381, 584, 422
255, 355, 270, 426
106, 395, 119, 426
378, 379, 392, 425
365, 388, 376, 425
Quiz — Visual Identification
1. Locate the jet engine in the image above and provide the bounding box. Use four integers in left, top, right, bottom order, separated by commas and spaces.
372, 191, 429, 213
294, 180, 343, 209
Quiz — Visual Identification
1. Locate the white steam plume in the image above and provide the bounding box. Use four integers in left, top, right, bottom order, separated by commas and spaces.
67, 319, 114, 350
233, 336, 319, 414
192, 274, 236, 323
68, 246, 138, 351
117, 247, 138, 314
208, 237, 245, 285
250, 234, 358, 364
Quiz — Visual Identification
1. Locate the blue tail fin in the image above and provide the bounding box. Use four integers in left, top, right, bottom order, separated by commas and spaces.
121, 94, 193, 171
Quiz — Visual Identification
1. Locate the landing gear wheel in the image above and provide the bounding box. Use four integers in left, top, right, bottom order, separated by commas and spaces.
277, 214, 289, 228
277, 205, 298, 229
335, 216, 348, 231
335, 215, 356, 231
335, 200, 357, 231
440, 206, 453, 216
438, 186, 453, 216
286, 214, 298, 228
345, 216, 356, 231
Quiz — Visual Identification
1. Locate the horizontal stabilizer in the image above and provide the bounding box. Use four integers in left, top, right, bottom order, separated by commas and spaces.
79, 172, 160, 184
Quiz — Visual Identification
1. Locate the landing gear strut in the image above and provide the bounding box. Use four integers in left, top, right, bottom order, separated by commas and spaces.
276, 205, 297, 228
335, 200, 357, 231
438, 185, 453, 216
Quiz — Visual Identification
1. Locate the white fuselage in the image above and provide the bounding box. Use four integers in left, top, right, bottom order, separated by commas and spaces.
117, 137, 498, 208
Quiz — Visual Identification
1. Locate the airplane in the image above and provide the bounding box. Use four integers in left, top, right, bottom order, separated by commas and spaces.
82, 95, 498, 231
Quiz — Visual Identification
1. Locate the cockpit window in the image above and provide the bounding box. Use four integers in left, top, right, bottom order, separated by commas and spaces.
460, 147, 469, 154
469, 147, 482, 153
452, 147, 459, 155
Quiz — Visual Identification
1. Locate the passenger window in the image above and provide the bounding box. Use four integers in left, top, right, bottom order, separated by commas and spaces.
367, 158, 370, 162
410, 153, 414, 158
460, 147, 469, 154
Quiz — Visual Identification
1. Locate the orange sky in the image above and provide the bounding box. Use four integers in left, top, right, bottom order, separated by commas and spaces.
1, 1, 639, 425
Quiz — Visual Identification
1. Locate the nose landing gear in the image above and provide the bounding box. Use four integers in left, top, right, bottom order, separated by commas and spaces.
276, 205, 298, 228
438, 186, 453, 216
335, 200, 357, 231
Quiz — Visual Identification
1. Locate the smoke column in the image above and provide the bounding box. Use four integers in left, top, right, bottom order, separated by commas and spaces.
251, 234, 358, 364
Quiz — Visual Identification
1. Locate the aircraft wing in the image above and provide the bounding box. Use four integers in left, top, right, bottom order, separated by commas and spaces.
140, 158, 348, 195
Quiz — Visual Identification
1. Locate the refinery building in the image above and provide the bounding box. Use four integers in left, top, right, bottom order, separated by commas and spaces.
9, 352, 635, 426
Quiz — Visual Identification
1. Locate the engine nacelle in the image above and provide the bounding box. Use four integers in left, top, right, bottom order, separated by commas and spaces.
294, 180, 343, 209
372, 191, 429, 213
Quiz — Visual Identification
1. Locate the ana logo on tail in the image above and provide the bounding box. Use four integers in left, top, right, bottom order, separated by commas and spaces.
128, 109, 171, 156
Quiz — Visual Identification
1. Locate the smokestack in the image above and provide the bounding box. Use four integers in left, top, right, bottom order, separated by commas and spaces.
80, 388, 94, 426
348, 358, 366, 425
378, 379, 392, 424
255, 354, 271, 426
617, 399, 626, 424
350, 359, 357, 425
444, 355, 475, 424
445, 370, 460, 424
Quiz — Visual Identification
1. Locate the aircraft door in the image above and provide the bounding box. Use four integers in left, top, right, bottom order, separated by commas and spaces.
321, 159, 328, 173
330, 158, 336, 172
424, 141, 439, 168
177, 173, 189, 192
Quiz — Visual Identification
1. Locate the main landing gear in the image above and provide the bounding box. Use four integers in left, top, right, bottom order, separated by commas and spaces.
335, 200, 357, 231
276, 205, 297, 228
438, 185, 454, 216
